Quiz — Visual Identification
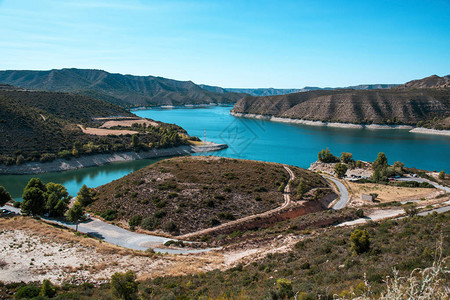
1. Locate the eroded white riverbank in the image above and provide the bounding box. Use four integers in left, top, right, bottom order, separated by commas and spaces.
231, 112, 450, 136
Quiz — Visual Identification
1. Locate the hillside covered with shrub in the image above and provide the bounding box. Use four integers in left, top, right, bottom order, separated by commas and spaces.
89, 156, 331, 235
0, 89, 188, 165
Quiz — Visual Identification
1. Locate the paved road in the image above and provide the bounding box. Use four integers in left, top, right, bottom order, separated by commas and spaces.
1, 205, 216, 254
178, 165, 296, 239
337, 200, 450, 227
322, 175, 349, 210
397, 177, 450, 193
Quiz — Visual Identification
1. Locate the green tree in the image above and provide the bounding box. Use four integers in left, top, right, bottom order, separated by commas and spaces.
334, 163, 348, 178
373, 152, 388, 169
40, 279, 56, 298
111, 270, 139, 300
350, 229, 370, 254
131, 134, 140, 149
67, 202, 84, 232
0, 186, 12, 207
438, 170, 445, 180
25, 178, 47, 192
77, 184, 93, 207
45, 182, 70, 217
21, 187, 46, 216
340, 152, 353, 164
318, 147, 339, 163
296, 178, 308, 199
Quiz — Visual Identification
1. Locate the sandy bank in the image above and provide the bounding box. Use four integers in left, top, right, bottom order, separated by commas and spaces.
409, 127, 450, 136
230, 112, 450, 132
0, 143, 227, 175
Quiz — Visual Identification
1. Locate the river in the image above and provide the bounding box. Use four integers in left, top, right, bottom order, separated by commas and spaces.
1, 105, 449, 200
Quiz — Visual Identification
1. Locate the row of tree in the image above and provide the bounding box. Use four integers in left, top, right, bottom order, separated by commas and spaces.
0, 180, 94, 231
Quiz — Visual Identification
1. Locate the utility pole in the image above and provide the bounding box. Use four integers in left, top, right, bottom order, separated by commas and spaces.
204, 129, 207, 143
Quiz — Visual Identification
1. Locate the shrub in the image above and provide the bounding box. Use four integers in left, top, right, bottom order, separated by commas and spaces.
218, 212, 236, 220
58, 150, 73, 159
39, 153, 57, 163
15, 285, 40, 299
350, 229, 370, 254
40, 279, 56, 298
163, 222, 177, 232
438, 170, 445, 180
356, 209, 364, 218
129, 215, 142, 228
275, 278, 294, 299
0, 186, 12, 206
101, 209, 118, 221
404, 204, 418, 217
210, 218, 221, 227
142, 217, 159, 230
111, 271, 138, 300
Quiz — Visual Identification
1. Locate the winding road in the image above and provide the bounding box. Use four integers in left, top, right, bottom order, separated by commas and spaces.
1, 205, 215, 254
322, 175, 349, 210
1, 166, 296, 252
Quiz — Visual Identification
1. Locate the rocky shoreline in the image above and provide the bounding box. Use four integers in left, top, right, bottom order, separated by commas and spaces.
0, 143, 227, 175
231, 112, 450, 136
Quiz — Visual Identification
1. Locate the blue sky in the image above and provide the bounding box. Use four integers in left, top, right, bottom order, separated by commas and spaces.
0, 0, 449, 88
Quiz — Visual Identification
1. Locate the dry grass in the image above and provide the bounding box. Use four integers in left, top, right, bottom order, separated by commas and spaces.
0, 216, 224, 284
347, 181, 439, 204
100, 119, 158, 128
77, 125, 139, 136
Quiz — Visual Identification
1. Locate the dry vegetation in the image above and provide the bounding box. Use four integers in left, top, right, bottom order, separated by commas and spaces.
0, 216, 223, 285
90, 156, 329, 235
347, 181, 441, 204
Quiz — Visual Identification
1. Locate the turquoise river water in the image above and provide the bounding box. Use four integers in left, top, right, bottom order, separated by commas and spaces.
1, 105, 449, 200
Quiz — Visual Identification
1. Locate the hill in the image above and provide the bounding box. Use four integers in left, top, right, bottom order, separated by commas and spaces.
200, 84, 399, 97
89, 156, 332, 235
0, 88, 188, 165
0, 68, 245, 107
232, 88, 450, 129
402, 74, 450, 89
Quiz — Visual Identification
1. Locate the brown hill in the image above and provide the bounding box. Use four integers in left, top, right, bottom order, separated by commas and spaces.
0, 68, 245, 107
89, 156, 331, 235
403, 75, 450, 89
232, 88, 450, 128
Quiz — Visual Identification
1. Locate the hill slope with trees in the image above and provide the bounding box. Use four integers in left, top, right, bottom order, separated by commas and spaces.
0, 88, 188, 165
0, 68, 245, 107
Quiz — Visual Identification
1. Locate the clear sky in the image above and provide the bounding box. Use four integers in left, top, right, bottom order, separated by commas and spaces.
0, 0, 449, 88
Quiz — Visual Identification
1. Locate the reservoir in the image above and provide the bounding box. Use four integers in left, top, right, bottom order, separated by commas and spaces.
1, 105, 449, 200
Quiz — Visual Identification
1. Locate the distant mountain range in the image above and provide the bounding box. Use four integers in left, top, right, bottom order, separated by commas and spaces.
200, 84, 401, 97
0, 69, 245, 107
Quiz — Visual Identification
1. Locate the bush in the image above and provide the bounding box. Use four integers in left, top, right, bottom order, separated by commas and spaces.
39, 153, 57, 163
40, 279, 56, 298
101, 209, 118, 221
163, 222, 177, 232
340, 152, 353, 164
350, 229, 370, 254
142, 217, 159, 231
356, 209, 364, 218
129, 215, 142, 228
210, 218, 221, 227
15, 285, 40, 299
438, 170, 445, 180
58, 150, 73, 159
218, 212, 236, 220
111, 271, 138, 300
